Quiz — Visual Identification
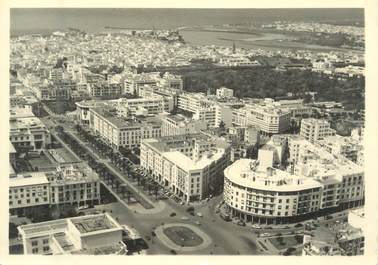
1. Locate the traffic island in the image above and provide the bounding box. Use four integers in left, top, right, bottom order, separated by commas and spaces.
155, 223, 212, 252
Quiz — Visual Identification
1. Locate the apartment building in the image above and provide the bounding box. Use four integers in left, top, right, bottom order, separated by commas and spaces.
9, 172, 51, 213
300, 118, 336, 143
18, 213, 126, 255
160, 114, 207, 137
139, 85, 180, 109
232, 103, 291, 135
158, 72, 183, 90
223, 152, 364, 225
89, 106, 162, 149
244, 125, 260, 145
87, 81, 122, 97
123, 72, 160, 94
140, 133, 231, 202
9, 164, 101, 215
46, 165, 101, 206
178, 92, 212, 113
9, 107, 51, 153
34, 84, 72, 101
114, 96, 173, 116
317, 135, 362, 163
223, 159, 323, 225
216, 87, 234, 98
192, 103, 233, 128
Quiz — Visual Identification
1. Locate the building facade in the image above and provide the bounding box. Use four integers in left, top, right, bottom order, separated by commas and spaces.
18, 213, 126, 255
140, 134, 231, 202
300, 118, 336, 143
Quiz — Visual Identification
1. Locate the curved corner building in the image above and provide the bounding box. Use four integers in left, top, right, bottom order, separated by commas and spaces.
224, 159, 329, 225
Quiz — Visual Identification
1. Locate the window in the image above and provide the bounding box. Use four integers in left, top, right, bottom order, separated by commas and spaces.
32, 241, 38, 246
43, 239, 49, 244
32, 248, 38, 254
43, 246, 50, 252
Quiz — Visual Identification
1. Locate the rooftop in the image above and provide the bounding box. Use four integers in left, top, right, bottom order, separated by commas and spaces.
9, 172, 50, 188
91, 106, 162, 129
9, 116, 46, 131
71, 214, 116, 234
164, 148, 225, 172
224, 159, 322, 192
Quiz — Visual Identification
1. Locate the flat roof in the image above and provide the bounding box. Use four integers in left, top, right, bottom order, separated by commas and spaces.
163, 148, 225, 172
9, 116, 46, 130
9, 172, 49, 187
224, 159, 322, 192
71, 214, 117, 234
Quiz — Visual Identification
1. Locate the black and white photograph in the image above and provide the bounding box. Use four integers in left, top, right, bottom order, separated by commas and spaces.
2, 0, 378, 262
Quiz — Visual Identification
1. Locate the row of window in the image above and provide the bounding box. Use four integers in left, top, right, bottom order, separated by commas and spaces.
10, 197, 48, 205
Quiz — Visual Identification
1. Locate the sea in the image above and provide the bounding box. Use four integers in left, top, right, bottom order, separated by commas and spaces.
10, 8, 364, 51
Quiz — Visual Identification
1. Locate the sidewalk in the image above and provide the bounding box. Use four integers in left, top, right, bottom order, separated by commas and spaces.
65, 130, 166, 214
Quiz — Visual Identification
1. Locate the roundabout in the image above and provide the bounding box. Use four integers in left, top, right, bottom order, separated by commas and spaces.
155, 223, 212, 252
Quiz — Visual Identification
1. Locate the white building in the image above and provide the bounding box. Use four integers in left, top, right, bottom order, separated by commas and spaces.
219, 56, 261, 67
223, 159, 322, 224
160, 114, 207, 137
89, 106, 162, 149
46, 164, 101, 206
193, 103, 233, 128
216, 87, 234, 98
140, 133, 231, 202
317, 135, 362, 163
300, 118, 335, 143
9, 172, 50, 211
113, 96, 173, 116
123, 72, 160, 94
223, 151, 364, 225
244, 125, 260, 145
9, 164, 101, 215
232, 103, 291, 135
178, 92, 211, 113
18, 213, 126, 255
9, 107, 51, 153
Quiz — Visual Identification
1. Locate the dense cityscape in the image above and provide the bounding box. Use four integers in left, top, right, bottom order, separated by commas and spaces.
9, 9, 365, 256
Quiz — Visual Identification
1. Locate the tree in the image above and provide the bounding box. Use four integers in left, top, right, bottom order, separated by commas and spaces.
246, 144, 258, 159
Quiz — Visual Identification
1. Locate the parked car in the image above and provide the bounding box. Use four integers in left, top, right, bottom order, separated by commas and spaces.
251, 224, 261, 229
220, 213, 231, 222
169, 212, 176, 217
237, 220, 246, 226
195, 221, 201, 226
196, 212, 203, 217
181, 216, 190, 221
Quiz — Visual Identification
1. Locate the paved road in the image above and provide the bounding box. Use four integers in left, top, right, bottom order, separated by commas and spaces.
65, 129, 160, 209
40, 113, 298, 255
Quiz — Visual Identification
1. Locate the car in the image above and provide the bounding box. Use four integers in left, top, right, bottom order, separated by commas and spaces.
237, 220, 246, 226
195, 221, 201, 225
251, 224, 261, 229
294, 223, 304, 227
169, 212, 176, 217
196, 212, 203, 217
261, 233, 271, 237
181, 216, 190, 221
